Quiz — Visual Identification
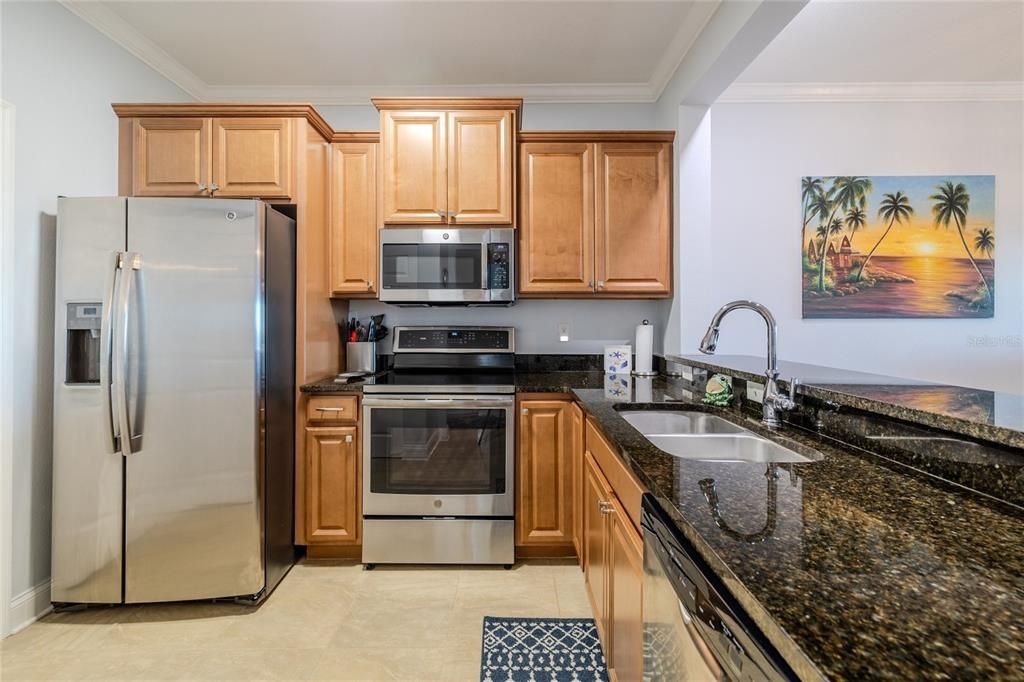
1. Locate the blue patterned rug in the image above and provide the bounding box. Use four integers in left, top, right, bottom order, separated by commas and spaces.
480, 616, 609, 681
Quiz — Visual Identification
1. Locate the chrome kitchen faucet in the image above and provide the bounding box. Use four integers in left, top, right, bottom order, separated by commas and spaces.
699, 300, 797, 428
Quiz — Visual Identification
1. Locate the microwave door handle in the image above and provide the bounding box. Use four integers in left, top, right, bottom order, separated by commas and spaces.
101, 252, 121, 452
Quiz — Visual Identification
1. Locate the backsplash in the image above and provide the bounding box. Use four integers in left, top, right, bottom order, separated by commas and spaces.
347, 299, 667, 354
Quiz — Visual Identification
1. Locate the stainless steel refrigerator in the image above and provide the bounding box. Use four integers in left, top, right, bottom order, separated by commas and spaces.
51, 197, 296, 605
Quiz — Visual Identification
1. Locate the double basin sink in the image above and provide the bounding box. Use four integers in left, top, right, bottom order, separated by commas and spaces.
619, 410, 815, 464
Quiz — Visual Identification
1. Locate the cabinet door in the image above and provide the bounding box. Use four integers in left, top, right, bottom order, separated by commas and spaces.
132, 118, 211, 197
571, 402, 585, 565
380, 111, 447, 224
583, 452, 613, 643
447, 110, 514, 225
608, 500, 644, 682
330, 142, 378, 295
519, 143, 595, 295
595, 142, 671, 296
305, 426, 361, 545
211, 117, 293, 198
516, 400, 574, 548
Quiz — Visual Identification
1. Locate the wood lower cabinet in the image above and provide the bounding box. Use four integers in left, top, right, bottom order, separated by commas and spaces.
447, 110, 513, 224
211, 117, 292, 198
595, 142, 671, 296
380, 110, 447, 224
516, 399, 575, 553
582, 421, 646, 682
608, 498, 644, 682
305, 425, 361, 545
131, 118, 211, 197
584, 451, 613, 642
519, 143, 595, 294
330, 142, 378, 295
518, 134, 673, 299
570, 402, 585, 565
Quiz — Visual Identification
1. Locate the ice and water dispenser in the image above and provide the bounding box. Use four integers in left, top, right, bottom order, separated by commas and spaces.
65, 302, 102, 384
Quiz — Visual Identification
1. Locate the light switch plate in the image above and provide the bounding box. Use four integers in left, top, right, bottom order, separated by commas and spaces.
746, 382, 765, 403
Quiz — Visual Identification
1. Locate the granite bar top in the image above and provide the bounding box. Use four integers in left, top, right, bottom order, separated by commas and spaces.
669, 354, 1024, 450
574, 378, 1024, 681
303, 368, 1024, 679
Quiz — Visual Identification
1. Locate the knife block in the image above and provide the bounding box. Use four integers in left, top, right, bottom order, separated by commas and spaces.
346, 342, 377, 374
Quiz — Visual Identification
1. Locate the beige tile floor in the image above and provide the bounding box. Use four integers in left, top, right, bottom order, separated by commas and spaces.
0, 559, 593, 681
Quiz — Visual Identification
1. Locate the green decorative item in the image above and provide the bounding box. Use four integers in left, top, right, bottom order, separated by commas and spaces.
702, 374, 734, 406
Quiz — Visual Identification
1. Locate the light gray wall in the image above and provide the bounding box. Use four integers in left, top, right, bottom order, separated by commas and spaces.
1, 0, 191, 604
349, 299, 666, 355
696, 100, 1023, 392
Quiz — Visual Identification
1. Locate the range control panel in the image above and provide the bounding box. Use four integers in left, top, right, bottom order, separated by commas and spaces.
487, 243, 511, 290
395, 327, 514, 353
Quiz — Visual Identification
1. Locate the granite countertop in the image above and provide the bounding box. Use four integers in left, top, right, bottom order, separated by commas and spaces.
669, 354, 1024, 450
575, 378, 1024, 681
302, 369, 1024, 679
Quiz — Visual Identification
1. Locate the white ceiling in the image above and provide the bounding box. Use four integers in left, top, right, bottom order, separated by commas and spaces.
736, 0, 1023, 84
63, 0, 722, 102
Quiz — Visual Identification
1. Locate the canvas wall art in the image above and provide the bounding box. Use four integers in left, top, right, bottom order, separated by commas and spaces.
801, 175, 995, 319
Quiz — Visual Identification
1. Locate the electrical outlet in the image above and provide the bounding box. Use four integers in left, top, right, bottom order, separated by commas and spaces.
746, 382, 765, 404
557, 323, 570, 343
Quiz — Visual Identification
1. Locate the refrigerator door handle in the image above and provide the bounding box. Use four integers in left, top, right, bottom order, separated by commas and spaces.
114, 251, 140, 457
101, 252, 122, 453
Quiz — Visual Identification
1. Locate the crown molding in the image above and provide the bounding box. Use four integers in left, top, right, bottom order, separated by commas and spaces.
718, 81, 1024, 103
59, 1, 208, 100
519, 130, 675, 143
204, 83, 658, 104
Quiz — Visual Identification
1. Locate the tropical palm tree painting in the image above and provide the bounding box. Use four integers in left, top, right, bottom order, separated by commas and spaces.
802, 175, 995, 319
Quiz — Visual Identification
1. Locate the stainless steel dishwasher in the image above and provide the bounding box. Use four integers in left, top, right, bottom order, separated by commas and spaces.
641, 494, 796, 681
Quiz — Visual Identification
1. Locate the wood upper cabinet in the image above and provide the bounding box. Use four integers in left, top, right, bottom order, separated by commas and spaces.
519, 143, 595, 294
380, 111, 447, 224
305, 425, 361, 545
447, 110, 513, 224
608, 497, 644, 682
211, 117, 293, 198
570, 402, 585, 565
131, 118, 211, 196
330, 142, 378, 295
517, 399, 574, 550
125, 115, 294, 199
518, 134, 673, 299
595, 142, 671, 296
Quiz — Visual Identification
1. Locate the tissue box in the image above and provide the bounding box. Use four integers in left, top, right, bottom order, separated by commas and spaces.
604, 345, 632, 374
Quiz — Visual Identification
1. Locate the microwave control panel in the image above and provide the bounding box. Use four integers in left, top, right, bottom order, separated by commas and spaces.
487, 243, 511, 290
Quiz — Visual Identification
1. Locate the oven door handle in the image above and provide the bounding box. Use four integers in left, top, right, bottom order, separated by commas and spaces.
363, 397, 514, 409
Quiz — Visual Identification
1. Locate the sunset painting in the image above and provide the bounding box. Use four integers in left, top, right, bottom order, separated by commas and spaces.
802, 175, 995, 319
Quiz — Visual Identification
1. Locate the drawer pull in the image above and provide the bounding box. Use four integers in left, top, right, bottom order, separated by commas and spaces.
316, 407, 346, 413
598, 500, 615, 515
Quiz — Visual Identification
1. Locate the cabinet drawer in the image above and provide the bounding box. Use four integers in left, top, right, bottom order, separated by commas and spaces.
306, 396, 359, 423
585, 418, 645, 532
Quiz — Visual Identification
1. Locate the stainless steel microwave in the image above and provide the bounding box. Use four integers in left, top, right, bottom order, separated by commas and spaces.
378, 228, 515, 305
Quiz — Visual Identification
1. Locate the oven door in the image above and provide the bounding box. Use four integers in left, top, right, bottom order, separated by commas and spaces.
379, 229, 489, 303
362, 395, 514, 516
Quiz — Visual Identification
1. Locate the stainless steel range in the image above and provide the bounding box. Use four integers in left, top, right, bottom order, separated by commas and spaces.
361, 326, 516, 567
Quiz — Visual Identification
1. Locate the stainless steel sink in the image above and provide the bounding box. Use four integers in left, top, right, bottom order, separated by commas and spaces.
620, 410, 749, 436
646, 434, 814, 464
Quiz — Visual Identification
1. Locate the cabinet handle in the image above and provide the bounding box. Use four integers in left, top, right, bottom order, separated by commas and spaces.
197, 183, 207, 192
598, 500, 615, 515
367, 281, 373, 290
587, 280, 594, 288
344, 434, 353, 443
521, 408, 529, 415
209, 183, 220, 195
435, 210, 446, 220
596, 281, 605, 289
316, 406, 346, 413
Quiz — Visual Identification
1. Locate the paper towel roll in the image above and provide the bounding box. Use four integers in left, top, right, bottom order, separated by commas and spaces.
634, 320, 655, 375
